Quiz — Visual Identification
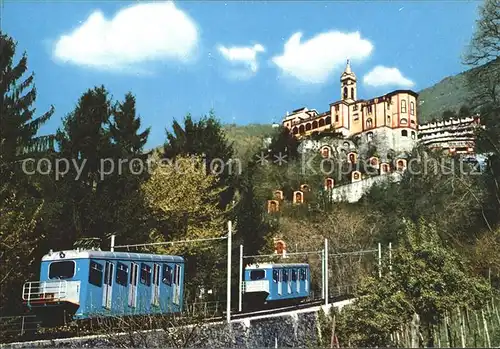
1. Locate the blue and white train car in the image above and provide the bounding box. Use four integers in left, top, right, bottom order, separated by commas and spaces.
22, 249, 184, 324
242, 263, 310, 309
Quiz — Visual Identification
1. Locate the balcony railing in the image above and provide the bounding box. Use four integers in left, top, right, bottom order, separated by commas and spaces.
22, 280, 68, 303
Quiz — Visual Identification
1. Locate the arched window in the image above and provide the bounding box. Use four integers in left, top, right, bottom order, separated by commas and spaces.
400, 118, 408, 124
325, 116, 331, 124
305, 123, 312, 131
348, 152, 357, 164
366, 118, 373, 129
411, 131, 416, 140
312, 121, 318, 129
367, 132, 374, 142
293, 191, 303, 204
319, 119, 325, 127
321, 146, 331, 158
292, 127, 298, 134
396, 159, 406, 170
401, 130, 408, 137
410, 102, 415, 115
343, 87, 348, 99
325, 178, 334, 189
352, 171, 361, 181
299, 125, 305, 134
351, 88, 355, 100
401, 100, 407, 113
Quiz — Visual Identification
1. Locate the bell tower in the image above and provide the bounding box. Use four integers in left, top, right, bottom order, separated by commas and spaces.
340, 59, 357, 103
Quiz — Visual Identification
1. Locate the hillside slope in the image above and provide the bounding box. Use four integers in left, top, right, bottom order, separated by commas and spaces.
223, 123, 275, 159
417, 58, 498, 123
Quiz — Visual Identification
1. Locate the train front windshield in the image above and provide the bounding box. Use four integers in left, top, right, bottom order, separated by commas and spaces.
49, 261, 75, 279
250, 270, 265, 280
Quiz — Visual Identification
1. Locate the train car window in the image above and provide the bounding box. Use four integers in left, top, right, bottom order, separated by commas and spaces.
116, 262, 128, 287
272, 270, 278, 282
250, 270, 265, 280
283, 270, 288, 282
89, 261, 103, 287
162, 264, 172, 285
49, 261, 75, 279
140, 263, 151, 286
292, 269, 297, 281
299, 268, 305, 281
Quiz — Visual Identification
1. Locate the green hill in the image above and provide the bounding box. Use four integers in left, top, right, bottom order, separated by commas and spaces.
417, 73, 471, 123
417, 58, 498, 123
223, 123, 276, 159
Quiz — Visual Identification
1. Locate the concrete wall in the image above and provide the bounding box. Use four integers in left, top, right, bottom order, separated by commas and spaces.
330, 172, 403, 203
2, 303, 353, 348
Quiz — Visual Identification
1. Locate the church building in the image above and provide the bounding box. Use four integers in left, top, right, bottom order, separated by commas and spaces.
281, 60, 419, 153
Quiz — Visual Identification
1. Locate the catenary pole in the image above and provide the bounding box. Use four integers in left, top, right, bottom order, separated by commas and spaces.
325, 238, 329, 306
378, 242, 382, 278
389, 242, 392, 274
226, 221, 232, 323
239, 244, 243, 312
321, 249, 325, 299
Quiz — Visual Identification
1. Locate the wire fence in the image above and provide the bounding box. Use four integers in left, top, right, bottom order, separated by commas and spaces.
0, 315, 41, 343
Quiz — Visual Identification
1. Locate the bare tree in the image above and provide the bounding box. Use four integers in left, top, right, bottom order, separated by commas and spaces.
275, 206, 380, 296
463, 0, 500, 107
464, 0, 500, 66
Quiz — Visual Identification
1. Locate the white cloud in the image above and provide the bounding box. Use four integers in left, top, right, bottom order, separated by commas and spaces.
271, 31, 373, 84
363, 66, 415, 88
217, 43, 265, 74
53, 1, 199, 71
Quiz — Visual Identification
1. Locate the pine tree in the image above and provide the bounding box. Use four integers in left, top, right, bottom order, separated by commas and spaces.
52, 86, 114, 244
163, 110, 236, 208
0, 32, 54, 195
111, 92, 150, 156
105, 92, 151, 243
0, 32, 54, 315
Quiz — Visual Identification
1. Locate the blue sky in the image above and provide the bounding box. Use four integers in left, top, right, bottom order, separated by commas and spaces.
3, 0, 481, 150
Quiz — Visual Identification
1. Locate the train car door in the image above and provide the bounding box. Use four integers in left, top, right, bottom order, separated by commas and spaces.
152, 263, 160, 307
128, 262, 138, 308
293, 269, 299, 293
305, 268, 309, 292
287, 269, 292, 294
277, 269, 282, 295
173, 264, 181, 305
102, 261, 114, 309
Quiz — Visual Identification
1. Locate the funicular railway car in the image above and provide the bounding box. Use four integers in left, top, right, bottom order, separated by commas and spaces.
242, 263, 310, 310
22, 249, 185, 325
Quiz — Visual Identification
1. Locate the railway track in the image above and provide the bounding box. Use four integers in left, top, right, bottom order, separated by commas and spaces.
0, 295, 354, 347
